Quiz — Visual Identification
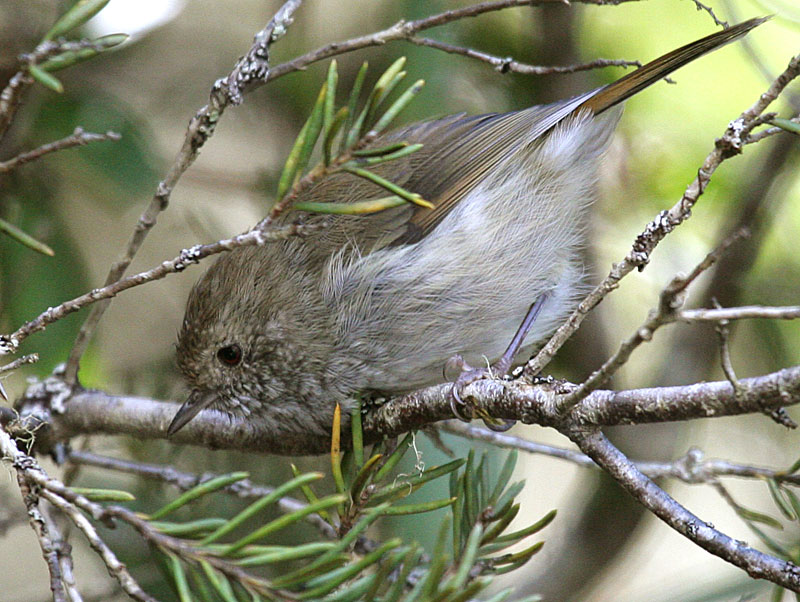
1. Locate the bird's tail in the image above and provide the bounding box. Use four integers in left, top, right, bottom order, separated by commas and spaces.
580, 16, 769, 115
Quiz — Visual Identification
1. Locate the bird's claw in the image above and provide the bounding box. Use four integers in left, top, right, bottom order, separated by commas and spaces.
447, 354, 473, 421
446, 354, 516, 431
449, 383, 472, 422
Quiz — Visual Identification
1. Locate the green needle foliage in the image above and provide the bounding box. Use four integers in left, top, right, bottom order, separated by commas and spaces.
42, 0, 113, 42
278, 58, 428, 217
31, 0, 129, 94
769, 117, 800, 135
119, 401, 554, 601
0, 217, 55, 256
38, 34, 130, 74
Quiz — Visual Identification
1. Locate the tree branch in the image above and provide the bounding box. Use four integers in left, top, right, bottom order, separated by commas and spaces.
264, 0, 642, 84
569, 429, 800, 592
0, 353, 39, 401
1, 222, 323, 353
0, 37, 127, 140
16, 475, 68, 602
557, 229, 748, 412
40, 502, 84, 602
1, 429, 154, 602
680, 306, 800, 322
11, 365, 799, 456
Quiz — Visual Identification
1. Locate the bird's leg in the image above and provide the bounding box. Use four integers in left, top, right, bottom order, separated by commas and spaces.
448, 294, 549, 431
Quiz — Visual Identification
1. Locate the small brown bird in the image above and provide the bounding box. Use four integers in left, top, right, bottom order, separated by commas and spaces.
170, 18, 765, 452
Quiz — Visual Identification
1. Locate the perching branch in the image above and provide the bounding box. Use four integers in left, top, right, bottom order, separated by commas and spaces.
10, 364, 799, 456
557, 229, 750, 413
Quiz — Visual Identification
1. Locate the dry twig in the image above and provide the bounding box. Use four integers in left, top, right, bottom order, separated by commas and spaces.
0, 128, 120, 173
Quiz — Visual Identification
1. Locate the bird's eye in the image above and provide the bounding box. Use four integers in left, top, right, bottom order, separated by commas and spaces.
217, 344, 242, 366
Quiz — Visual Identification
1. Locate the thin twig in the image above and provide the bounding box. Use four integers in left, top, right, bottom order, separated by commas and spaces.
4, 425, 291, 599
687, 0, 729, 28
406, 36, 641, 74
0, 128, 120, 173
8, 425, 287, 600
1, 429, 151, 601
441, 421, 595, 466
556, 230, 747, 412
680, 306, 800, 321
715, 302, 744, 396
0, 38, 126, 140
746, 118, 800, 145
0, 71, 32, 140
16, 475, 68, 602
442, 422, 800, 486
0, 353, 39, 400
41, 501, 84, 602
711, 299, 800, 429
739, 55, 800, 135
0, 353, 39, 373
38, 489, 157, 602
264, 0, 642, 84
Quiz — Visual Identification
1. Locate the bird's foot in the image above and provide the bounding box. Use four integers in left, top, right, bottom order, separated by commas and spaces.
446, 354, 515, 432
445, 294, 552, 432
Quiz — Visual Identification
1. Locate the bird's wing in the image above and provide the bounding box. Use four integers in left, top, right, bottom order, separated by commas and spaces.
287, 91, 595, 251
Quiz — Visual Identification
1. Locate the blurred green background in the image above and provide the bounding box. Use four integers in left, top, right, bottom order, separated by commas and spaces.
1, 0, 799, 600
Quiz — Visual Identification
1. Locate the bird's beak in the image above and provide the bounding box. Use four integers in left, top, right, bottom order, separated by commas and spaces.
167, 389, 217, 436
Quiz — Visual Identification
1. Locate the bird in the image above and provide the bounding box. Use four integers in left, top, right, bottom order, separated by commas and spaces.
169, 18, 766, 452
